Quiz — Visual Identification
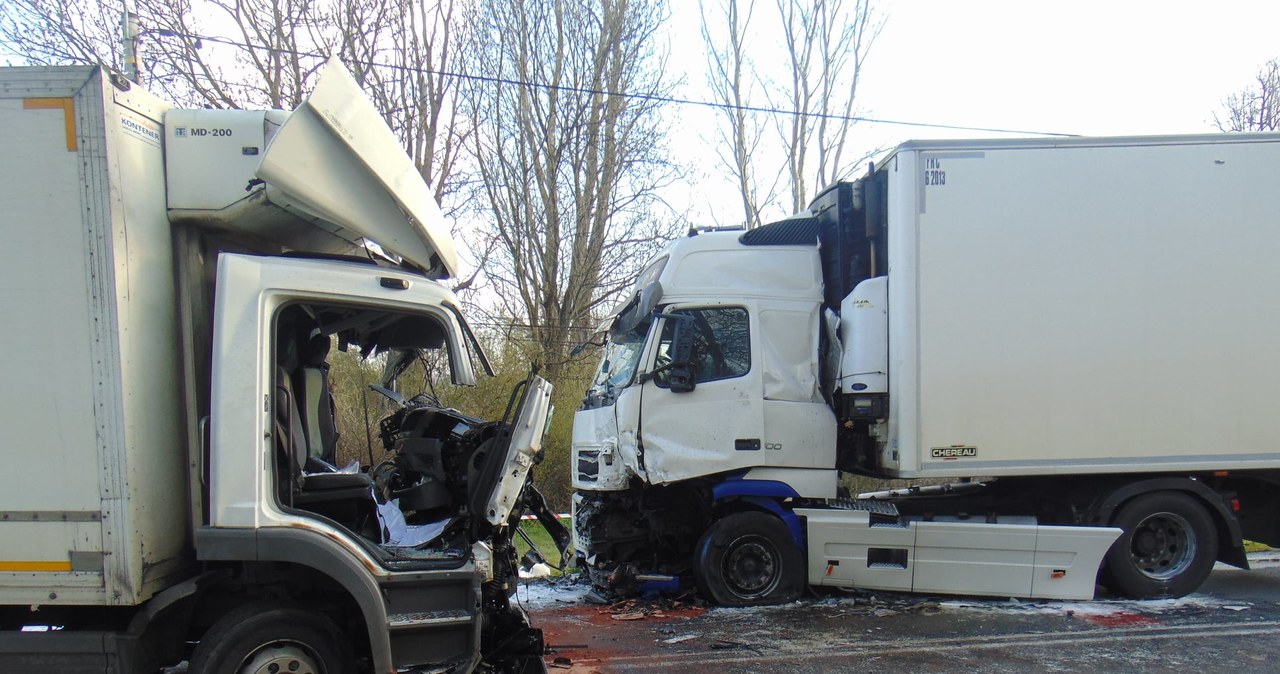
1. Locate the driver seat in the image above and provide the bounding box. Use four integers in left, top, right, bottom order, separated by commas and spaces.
273, 312, 371, 507
295, 329, 338, 466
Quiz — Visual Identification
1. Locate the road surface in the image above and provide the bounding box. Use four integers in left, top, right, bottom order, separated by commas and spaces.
523, 554, 1280, 673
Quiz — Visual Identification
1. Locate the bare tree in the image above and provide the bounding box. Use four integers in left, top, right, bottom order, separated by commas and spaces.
0, 0, 326, 107
774, 0, 881, 212
701, 0, 881, 220
1216, 58, 1280, 132
463, 0, 678, 378
0, 0, 121, 68
1, 0, 466, 207
700, 0, 770, 228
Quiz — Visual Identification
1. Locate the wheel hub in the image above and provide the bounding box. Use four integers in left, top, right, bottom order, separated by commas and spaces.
240, 642, 322, 674
724, 535, 780, 597
1129, 511, 1196, 581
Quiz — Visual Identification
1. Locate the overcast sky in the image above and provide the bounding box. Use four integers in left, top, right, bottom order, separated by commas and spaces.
664, 0, 1280, 225
857, 0, 1280, 138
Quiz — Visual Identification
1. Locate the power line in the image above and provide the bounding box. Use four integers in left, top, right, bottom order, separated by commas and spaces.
148, 29, 1077, 138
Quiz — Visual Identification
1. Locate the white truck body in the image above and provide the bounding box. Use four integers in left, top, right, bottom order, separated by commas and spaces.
0, 66, 185, 605
0, 63, 561, 673
871, 136, 1280, 478
572, 133, 1280, 606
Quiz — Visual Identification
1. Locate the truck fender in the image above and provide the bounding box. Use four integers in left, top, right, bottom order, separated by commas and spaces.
711, 479, 805, 550
1093, 477, 1247, 569
119, 569, 232, 673
198, 527, 397, 672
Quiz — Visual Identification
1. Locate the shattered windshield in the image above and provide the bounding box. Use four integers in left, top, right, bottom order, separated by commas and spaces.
583, 316, 652, 409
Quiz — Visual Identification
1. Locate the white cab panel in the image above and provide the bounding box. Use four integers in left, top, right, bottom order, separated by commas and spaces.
840, 276, 888, 394
798, 508, 1120, 600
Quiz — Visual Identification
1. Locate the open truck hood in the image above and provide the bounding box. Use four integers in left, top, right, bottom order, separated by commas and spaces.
256, 58, 457, 278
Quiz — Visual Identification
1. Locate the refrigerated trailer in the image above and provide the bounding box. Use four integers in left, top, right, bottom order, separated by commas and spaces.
572, 132, 1280, 605
0, 62, 565, 672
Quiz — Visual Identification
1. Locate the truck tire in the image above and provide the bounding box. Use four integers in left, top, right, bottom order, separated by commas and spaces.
189, 601, 354, 674
694, 511, 804, 606
1104, 491, 1218, 599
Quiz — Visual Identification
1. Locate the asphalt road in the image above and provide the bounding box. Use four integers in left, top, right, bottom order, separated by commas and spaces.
524, 554, 1280, 673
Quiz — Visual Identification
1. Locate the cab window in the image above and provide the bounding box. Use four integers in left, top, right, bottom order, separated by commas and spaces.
655, 307, 750, 387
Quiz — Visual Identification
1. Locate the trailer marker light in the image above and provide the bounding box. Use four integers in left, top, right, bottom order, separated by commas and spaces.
1232, 498, 1241, 512
1051, 569, 1066, 579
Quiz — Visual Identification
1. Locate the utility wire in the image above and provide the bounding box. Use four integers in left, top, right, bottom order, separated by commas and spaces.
147, 29, 1078, 138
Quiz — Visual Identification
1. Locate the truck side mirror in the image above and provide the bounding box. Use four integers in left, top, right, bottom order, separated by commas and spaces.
666, 317, 696, 393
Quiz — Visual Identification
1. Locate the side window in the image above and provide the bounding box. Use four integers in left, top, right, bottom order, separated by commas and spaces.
655, 307, 750, 387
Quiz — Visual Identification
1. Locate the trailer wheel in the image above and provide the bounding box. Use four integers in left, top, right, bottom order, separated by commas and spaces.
694, 511, 804, 606
1104, 491, 1218, 599
189, 601, 353, 674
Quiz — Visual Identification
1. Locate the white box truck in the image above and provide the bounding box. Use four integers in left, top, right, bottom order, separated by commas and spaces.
0, 62, 566, 672
572, 133, 1280, 605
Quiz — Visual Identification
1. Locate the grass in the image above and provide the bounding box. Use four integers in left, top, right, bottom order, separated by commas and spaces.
513, 518, 575, 575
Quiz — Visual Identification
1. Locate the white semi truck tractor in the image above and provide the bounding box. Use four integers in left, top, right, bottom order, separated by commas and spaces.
0, 62, 566, 672
572, 132, 1280, 606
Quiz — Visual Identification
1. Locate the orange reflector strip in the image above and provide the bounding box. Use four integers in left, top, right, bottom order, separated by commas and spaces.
22, 97, 77, 151
0, 561, 73, 572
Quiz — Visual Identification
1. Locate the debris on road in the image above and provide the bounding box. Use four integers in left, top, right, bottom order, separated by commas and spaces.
708, 639, 762, 654
600, 596, 705, 622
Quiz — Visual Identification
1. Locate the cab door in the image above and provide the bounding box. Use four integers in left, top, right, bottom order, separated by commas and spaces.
637, 305, 764, 484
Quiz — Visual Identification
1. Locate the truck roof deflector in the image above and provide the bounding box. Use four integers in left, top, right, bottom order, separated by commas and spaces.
256, 58, 458, 279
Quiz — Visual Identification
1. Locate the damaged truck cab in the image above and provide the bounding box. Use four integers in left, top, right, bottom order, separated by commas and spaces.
0, 61, 564, 672
577, 235, 836, 493
575, 134, 1280, 606
573, 231, 843, 601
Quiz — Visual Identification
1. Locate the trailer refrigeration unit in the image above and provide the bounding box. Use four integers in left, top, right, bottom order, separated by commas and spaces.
0, 62, 567, 672
572, 132, 1280, 606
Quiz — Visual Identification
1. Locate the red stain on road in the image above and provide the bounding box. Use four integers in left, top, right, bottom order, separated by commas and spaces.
1076, 611, 1159, 627
537, 599, 708, 672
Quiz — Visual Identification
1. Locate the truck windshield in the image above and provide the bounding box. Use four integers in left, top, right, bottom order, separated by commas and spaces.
584, 317, 651, 409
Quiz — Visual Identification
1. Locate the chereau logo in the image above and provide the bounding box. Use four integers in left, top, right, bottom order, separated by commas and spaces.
931, 446, 977, 459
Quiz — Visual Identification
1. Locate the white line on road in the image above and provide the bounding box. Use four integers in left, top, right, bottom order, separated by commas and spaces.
608, 620, 1280, 669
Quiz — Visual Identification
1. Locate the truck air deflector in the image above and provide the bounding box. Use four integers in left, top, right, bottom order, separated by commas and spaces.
738, 217, 821, 246
257, 58, 458, 279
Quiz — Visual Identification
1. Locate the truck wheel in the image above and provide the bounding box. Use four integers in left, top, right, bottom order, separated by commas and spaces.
189, 601, 353, 674
694, 511, 804, 606
1104, 492, 1218, 599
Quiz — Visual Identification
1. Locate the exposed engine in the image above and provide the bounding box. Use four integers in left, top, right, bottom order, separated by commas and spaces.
369, 390, 568, 672
371, 395, 496, 526
574, 482, 712, 594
